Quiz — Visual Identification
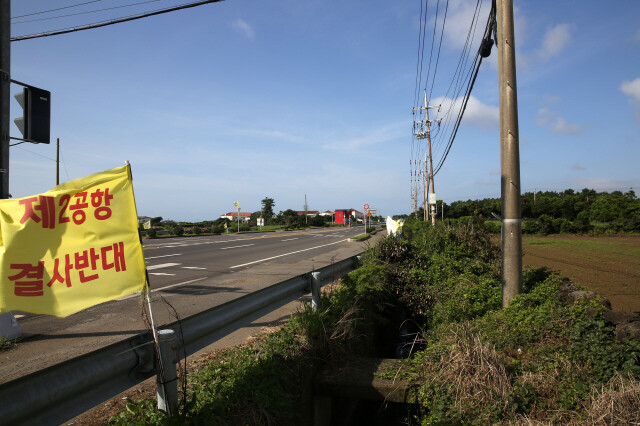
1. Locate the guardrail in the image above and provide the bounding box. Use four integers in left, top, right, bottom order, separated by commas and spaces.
0, 255, 362, 426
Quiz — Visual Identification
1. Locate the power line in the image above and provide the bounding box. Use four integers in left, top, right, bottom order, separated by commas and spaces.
12, 0, 161, 25
433, 0, 495, 176
424, 0, 440, 100
11, 0, 224, 42
12, 1, 104, 20
428, 0, 449, 100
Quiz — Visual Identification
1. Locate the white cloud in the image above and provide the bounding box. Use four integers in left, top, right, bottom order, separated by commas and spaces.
432, 95, 499, 131
442, 0, 493, 49
536, 23, 572, 62
620, 77, 640, 121
551, 117, 581, 134
535, 108, 552, 126
633, 29, 640, 43
232, 19, 255, 40
535, 108, 581, 134
621, 78, 640, 101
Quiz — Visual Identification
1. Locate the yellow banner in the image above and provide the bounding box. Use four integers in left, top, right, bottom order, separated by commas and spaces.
0, 165, 147, 317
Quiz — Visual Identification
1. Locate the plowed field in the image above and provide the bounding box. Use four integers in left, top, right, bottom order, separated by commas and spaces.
521, 234, 640, 312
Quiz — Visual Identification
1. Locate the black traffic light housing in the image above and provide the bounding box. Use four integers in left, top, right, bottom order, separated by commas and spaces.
14, 86, 51, 144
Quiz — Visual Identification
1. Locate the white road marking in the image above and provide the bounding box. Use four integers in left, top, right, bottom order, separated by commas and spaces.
230, 239, 348, 269
116, 277, 210, 301
147, 263, 181, 270
220, 244, 255, 250
281, 238, 298, 242
14, 314, 25, 319
145, 253, 182, 260
182, 266, 207, 270
149, 272, 176, 276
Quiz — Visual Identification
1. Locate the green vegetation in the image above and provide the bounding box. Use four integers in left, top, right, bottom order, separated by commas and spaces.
114, 219, 640, 424
0, 338, 16, 352
441, 188, 640, 234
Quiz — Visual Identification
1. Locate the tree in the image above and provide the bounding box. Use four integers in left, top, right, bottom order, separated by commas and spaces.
261, 197, 275, 224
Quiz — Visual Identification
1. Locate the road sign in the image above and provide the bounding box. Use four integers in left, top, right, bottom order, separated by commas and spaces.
367, 212, 372, 217
364, 204, 369, 210
366, 209, 377, 214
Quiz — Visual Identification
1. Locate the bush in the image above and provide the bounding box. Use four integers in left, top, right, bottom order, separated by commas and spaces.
145, 228, 157, 238
483, 220, 501, 234
522, 219, 541, 234
192, 226, 201, 235
171, 225, 184, 236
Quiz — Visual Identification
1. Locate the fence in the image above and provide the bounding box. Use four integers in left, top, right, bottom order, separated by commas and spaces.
0, 255, 361, 426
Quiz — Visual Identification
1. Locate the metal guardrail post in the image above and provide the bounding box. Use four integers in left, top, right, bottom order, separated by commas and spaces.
311, 272, 321, 310
156, 329, 178, 415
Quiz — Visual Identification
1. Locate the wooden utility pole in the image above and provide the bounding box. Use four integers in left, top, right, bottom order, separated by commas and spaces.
497, 0, 522, 307
0, 0, 9, 199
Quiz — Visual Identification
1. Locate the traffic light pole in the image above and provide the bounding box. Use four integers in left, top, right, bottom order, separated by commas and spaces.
497, 0, 522, 307
1, 0, 10, 200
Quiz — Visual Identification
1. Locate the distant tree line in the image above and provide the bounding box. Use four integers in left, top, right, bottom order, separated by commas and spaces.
142, 196, 380, 238
428, 189, 639, 234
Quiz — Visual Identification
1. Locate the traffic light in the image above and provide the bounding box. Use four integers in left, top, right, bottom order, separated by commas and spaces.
14, 86, 51, 144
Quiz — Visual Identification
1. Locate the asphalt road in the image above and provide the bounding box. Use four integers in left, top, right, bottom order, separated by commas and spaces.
0, 226, 373, 385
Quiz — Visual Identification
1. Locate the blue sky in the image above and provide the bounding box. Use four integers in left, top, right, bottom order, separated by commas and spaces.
8, 0, 640, 221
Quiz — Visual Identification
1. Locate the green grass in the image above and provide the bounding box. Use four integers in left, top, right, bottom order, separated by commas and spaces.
112, 222, 640, 424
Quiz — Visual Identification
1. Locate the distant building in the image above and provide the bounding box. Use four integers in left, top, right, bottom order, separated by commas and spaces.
138, 216, 152, 224
319, 210, 334, 217
334, 209, 364, 224
220, 212, 252, 223
296, 210, 319, 217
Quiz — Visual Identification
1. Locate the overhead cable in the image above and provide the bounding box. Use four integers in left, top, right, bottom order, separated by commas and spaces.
12, 0, 161, 25
11, 0, 225, 42
12, 1, 104, 19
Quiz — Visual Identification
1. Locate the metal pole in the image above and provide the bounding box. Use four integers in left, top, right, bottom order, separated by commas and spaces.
237, 206, 240, 233
311, 271, 321, 310
0, 0, 10, 200
156, 329, 178, 414
497, 0, 522, 307
56, 138, 60, 185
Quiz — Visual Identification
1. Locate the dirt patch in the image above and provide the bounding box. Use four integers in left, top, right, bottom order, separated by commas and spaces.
520, 234, 640, 312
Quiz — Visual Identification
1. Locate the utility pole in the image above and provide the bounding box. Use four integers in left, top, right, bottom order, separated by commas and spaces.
413, 89, 440, 225
304, 194, 308, 225
1, 0, 9, 200
497, 0, 522, 307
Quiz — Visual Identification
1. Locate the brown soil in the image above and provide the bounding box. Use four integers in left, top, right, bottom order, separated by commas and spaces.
521, 234, 640, 312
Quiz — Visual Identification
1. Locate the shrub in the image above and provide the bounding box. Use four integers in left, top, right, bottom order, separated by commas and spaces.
145, 228, 157, 238
171, 225, 184, 236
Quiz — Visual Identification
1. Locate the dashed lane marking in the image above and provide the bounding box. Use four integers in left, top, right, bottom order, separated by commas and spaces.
147, 263, 181, 270
145, 253, 182, 260
220, 244, 255, 250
